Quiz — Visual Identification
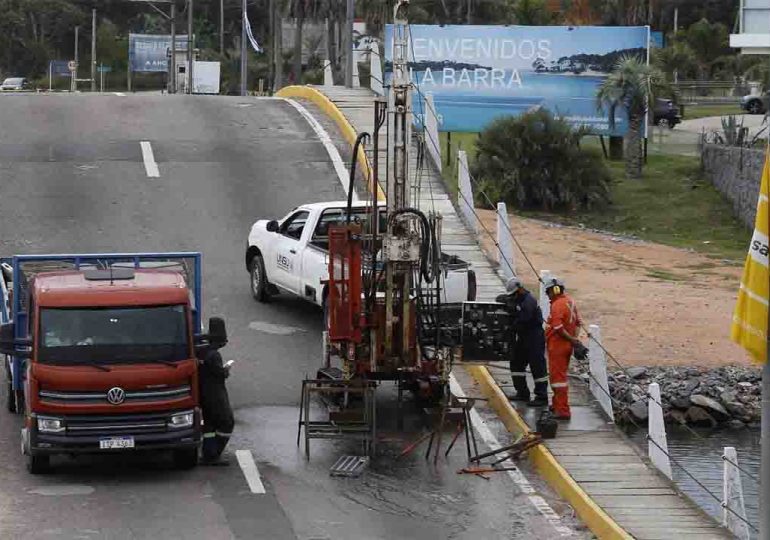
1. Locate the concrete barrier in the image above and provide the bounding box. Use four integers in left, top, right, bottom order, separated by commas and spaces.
457, 150, 476, 233
496, 202, 515, 281
722, 446, 750, 540
648, 382, 673, 480
588, 325, 614, 421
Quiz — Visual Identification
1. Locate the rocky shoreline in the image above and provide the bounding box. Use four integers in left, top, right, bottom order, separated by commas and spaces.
572, 363, 763, 429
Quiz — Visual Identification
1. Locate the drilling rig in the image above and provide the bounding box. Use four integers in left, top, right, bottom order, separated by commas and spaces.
299, 0, 457, 458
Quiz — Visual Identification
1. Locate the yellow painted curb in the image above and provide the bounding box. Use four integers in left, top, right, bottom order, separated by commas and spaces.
275, 85, 385, 202
466, 365, 634, 540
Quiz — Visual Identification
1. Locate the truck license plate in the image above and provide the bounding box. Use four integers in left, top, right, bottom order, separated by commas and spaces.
99, 436, 135, 450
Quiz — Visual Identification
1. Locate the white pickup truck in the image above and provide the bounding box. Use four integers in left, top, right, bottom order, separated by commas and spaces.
245, 201, 476, 308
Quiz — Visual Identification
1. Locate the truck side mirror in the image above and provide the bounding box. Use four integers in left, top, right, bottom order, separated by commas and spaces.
0, 322, 28, 358
266, 220, 279, 233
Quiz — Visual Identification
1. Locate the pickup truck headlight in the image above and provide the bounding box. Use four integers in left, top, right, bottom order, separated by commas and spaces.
37, 416, 65, 433
168, 411, 194, 429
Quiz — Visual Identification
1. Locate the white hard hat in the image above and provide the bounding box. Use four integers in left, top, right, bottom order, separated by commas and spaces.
545, 277, 565, 290
506, 277, 523, 293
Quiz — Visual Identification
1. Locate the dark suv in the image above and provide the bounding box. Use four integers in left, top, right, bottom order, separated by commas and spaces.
652, 98, 682, 128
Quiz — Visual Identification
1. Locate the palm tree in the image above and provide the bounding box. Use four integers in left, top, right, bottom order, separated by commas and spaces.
596, 55, 664, 179
652, 41, 697, 82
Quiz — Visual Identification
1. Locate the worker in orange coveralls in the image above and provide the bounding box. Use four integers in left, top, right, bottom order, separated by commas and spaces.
545, 277, 584, 420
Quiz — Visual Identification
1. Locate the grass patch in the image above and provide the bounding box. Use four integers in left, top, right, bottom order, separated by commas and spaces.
521, 154, 750, 261
437, 130, 750, 262
682, 104, 743, 120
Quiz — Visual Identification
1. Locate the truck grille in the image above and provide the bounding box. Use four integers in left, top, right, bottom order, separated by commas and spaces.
39, 385, 191, 405
64, 411, 177, 436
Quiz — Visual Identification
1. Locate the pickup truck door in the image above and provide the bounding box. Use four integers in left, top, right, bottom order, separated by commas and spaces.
269, 210, 310, 294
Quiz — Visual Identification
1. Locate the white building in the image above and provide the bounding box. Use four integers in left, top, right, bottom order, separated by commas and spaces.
730, 0, 770, 54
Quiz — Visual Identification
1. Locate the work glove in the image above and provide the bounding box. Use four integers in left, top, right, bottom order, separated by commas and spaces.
573, 341, 589, 361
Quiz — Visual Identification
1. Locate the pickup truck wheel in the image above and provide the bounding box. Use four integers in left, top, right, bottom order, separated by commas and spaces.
173, 447, 198, 469
26, 453, 50, 475
249, 254, 270, 303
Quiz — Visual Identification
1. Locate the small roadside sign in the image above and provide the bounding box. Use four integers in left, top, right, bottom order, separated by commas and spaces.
67, 60, 77, 72
97, 65, 112, 73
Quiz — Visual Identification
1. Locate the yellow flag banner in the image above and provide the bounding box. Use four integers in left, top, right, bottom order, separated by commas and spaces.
731, 147, 770, 365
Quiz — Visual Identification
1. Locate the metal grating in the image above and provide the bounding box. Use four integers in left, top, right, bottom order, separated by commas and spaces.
329, 455, 370, 478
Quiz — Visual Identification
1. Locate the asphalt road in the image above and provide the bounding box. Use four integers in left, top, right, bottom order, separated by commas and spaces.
0, 93, 586, 540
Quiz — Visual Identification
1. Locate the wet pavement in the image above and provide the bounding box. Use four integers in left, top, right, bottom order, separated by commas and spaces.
0, 93, 590, 539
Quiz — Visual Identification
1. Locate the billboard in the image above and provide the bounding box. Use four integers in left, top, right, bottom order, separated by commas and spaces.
384, 25, 649, 135
49, 60, 71, 77
129, 34, 189, 73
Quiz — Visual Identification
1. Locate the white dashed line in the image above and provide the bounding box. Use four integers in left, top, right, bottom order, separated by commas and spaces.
114, 92, 126, 96
449, 374, 573, 537
279, 97, 358, 202
139, 141, 160, 178
235, 449, 266, 494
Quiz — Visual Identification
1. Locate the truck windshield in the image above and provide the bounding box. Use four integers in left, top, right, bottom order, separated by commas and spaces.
38, 305, 189, 365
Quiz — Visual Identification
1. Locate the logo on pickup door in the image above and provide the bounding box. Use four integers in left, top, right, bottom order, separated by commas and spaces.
277, 253, 293, 272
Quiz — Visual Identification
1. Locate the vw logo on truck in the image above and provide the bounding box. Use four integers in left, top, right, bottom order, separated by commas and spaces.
106, 387, 126, 405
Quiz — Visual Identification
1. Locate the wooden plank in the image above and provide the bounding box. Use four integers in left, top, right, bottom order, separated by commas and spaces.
580, 480, 673, 489
593, 495, 699, 509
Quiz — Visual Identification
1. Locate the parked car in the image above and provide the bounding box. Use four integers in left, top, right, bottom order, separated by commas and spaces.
740, 92, 768, 115
652, 98, 682, 128
0, 78, 30, 91
245, 201, 477, 310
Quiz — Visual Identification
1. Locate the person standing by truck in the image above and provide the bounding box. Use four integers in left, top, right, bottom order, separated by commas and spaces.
197, 317, 235, 465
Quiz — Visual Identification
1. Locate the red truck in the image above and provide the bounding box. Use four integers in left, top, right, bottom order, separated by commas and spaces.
0, 253, 224, 474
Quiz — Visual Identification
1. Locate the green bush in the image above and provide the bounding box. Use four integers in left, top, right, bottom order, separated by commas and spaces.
471, 109, 612, 211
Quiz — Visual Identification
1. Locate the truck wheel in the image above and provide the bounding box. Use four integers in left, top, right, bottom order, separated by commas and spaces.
26, 454, 50, 475
6, 382, 16, 413
249, 254, 270, 303
173, 448, 198, 470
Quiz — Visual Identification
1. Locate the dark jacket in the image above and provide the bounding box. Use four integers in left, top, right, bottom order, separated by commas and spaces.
198, 347, 235, 434
496, 290, 545, 347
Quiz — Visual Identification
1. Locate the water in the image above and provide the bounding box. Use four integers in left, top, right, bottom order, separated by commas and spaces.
627, 426, 761, 530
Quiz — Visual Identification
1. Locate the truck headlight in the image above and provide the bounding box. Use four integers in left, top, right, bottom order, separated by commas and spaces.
37, 416, 65, 433
168, 411, 194, 429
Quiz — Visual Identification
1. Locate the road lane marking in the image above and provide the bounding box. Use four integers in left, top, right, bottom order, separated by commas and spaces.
449, 375, 573, 537
140, 141, 160, 178
280, 97, 358, 202
235, 449, 266, 494
114, 92, 126, 96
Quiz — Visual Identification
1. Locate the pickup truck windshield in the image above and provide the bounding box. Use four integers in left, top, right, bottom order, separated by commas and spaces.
38, 305, 189, 365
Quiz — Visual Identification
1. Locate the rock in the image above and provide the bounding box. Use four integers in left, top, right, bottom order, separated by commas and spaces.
667, 409, 687, 425
738, 381, 753, 388
725, 401, 747, 418
628, 400, 648, 422
626, 367, 648, 380
720, 390, 737, 405
686, 406, 717, 428
670, 397, 691, 410
690, 394, 729, 420
682, 379, 700, 395
726, 419, 746, 429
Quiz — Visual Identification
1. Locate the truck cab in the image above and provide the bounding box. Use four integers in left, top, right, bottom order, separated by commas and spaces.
0, 253, 221, 474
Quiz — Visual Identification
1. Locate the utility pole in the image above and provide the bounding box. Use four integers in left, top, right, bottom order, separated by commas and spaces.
344, 0, 353, 88
240, 0, 247, 96
91, 9, 96, 93
171, 1, 176, 94
220, 0, 224, 55
187, 0, 194, 94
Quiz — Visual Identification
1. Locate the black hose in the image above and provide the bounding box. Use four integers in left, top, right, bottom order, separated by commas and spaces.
347, 132, 370, 225
387, 207, 439, 284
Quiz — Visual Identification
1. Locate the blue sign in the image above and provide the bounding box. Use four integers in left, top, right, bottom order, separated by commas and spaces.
49, 60, 70, 77
649, 31, 664, 49
129, 33, 189, 72
384, 25, 649, 135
